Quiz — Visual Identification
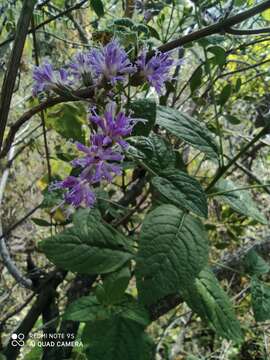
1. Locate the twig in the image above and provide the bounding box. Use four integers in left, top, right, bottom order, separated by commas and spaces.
47, 3, 89, 44
227, 26, 270, 35
0, 141, 33, 289
0, 204, 41, 243
0, 293, 35, 329
112, 188, 150, 227
0, 0, 88, 48
205, 124, 270, 192
234, 160, 270, 195
0, 87, 95, 159
0, 229, 33, 289
169, 312, 193, 359
0, 0, 36, 152
31, 17, 52, 181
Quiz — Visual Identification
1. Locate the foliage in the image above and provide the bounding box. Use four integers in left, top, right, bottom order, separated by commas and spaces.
1, 0, 270, 359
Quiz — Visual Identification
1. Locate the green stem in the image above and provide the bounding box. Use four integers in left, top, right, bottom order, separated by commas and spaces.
206, 125, 269, 192
209, 183, 270, 197
164, 3, 175, 42
138, 160, 158, 177
195, 4, 224, 167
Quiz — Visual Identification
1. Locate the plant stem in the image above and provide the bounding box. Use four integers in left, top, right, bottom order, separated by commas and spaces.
206, 125, 269, 192
0, 0, 36, 152
209, 183, 270, 197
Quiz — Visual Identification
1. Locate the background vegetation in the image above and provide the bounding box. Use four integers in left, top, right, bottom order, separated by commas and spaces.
1, 0, 270, 359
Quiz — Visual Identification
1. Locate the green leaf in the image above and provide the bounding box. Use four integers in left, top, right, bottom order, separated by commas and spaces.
217, 84, 232, 106
190, 66, 203, 93
64, 294, 150, 327
45, 103, 86, 143
116, 297, 150, 327
129, 99, 156, 136
127, 136, 154, 160
39, 209, 133, 274
244, 249, 270, 276
262, 9, 270, 21
115, 30, 138, 49
113, 18, 134, 29
151, 171, 208, 218
183, 268, 243, 342
133, 24, 149, 36
235, 78, 242, 92
101, 266, 131, 304
207, 46, 226, 66
136, 205, 209, 305
32, 218, 52, 227
73, 293, 148, 326
235, 0, 246, 5
128, 134, 180, 174
212, 179, 267, 224
83, 317, 154, 360
146, 25, 160, 40
251, 277, 270, 322
156, 106, 219, 160
22, 346, 42, 360
145, 134, 178, 174
90, 0, 105, 17
225, 114, 241, 125
40, 186, 63, 209
64, 295, 103, 322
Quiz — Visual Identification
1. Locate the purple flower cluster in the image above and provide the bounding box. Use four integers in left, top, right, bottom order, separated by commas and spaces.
32, 40, 174, 95
69, 52, 93, 86
90, 102, 134, 149
34, 40, 175, 209
88, 40, 136, 85
53, 103, 135, 208
136, 50, 174, 94
32, 63, 68, 95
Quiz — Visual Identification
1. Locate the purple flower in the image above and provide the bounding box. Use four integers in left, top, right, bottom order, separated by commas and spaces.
69, 52, 93, 85
33, 63, 68, 95
53, 176, 96, 208
136, 50, 174, 93
143, 10, 152, 22
89, 40, 136, 85
90, 102, 135, 148
72, 134, 123, 183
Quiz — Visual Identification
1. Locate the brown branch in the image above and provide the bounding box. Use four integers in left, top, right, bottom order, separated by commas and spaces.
0, 204, 41, 242
216, 58, 270, 79
156, 0, 270, 55
227, 26, 270, 35
0, 0, 36, 153
0, 293, 35, 330
2, 270, 66, 360
41, 297, 59, 360
0, 88, 94, 159
124, 0, 135, 18
55, 274, 96, 359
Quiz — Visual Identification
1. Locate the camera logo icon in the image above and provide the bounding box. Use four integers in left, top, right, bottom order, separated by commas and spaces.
11, 333, 25, 347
